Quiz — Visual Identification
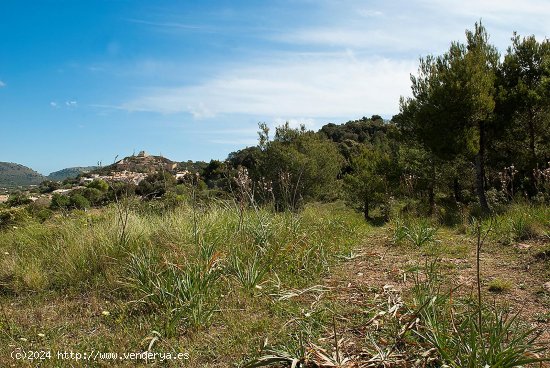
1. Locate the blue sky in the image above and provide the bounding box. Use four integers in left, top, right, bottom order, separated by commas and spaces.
1, 0, 549, 174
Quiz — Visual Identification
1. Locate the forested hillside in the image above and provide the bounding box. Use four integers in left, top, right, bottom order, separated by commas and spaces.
0, 162, 46, 188
47, 166, 98, 182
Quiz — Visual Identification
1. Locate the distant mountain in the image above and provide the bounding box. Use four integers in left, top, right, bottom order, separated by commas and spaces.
1, 151, 198, 189
47, 166, 99, 181
0, 162, 46, 188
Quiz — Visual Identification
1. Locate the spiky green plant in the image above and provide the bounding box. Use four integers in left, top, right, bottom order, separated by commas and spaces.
228, 251, 270, 293
412, 259, 549, 368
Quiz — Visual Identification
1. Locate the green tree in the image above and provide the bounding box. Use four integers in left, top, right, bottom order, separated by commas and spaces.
39, 180, 61, 194
402, 22, 499, 213
343, 147, 390, 220
69, 193, 90, 210
81, 187, 104, 205
261, 124, 343, 210
136, 172, 176, 199
496, 34, 550, 194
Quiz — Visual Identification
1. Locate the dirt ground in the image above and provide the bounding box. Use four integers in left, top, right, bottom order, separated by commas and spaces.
315, 228, 550, 365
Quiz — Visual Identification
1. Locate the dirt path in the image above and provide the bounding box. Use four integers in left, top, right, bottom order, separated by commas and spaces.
319, 228, 550, 363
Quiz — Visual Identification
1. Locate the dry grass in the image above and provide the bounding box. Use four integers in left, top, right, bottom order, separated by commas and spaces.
0, 202, 548, 366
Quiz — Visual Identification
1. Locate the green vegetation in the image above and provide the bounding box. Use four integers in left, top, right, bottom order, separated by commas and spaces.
0, 22, 549, 366
488, 278, 513, 293
414, 262, 546, 368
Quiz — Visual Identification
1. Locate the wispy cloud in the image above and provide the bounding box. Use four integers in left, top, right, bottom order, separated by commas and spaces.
125, 18, 212, 32
0, 80, 5, 88
106, 0, 550, 126
275, 0, 550, 54
120, 53, 415, 119
49, 100, 77, 109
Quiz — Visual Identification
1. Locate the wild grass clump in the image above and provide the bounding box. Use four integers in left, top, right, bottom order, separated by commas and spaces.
487, 204, 549, 244
228, 250, 270, 293
392, 217, 438, 247
124, 243, 222, 335
410, 253, 549, 368
488, 278, 513, 293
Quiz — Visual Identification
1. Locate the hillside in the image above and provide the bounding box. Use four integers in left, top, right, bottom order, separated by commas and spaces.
0, 162, 46, 188
47, 166, 98, 182
91, 151, 178, 175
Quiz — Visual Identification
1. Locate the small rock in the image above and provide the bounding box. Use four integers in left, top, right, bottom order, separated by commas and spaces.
544, 282, 550, 293
516, 243, 531, 250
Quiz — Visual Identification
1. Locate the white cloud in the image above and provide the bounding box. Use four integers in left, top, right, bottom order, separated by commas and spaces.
357, 9, 383, 18
120, 54, 415, 119
0, 80, 5, 88
275, 0, 550, 54
66, 101, 78, 107
418, 0, 550, 42
126, 18, 207, 31
188, 102, 215, 119
112, 0, 550, 123
50, 101, 58, 108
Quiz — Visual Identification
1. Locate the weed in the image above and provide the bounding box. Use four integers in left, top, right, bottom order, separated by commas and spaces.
393, 218, 438, 247
412, 256, 548, 367
124, 247, 221, 334
488, 278, 513, 293
228, 251, 270, 293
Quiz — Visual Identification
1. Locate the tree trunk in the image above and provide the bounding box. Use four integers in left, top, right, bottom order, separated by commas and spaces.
453, 177, 462, 203
528, 110, 538, 196
428, 159, 436, 215
475, 121, 490, 214
528, 109, 537, 162
363, 197, 370, 220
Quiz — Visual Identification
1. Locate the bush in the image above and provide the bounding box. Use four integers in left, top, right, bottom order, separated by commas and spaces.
69, 193, 90, 210
7, 192, 32, 207
50, 193, 71, 210
0, 207, 29, 229
26, 201, 53, 222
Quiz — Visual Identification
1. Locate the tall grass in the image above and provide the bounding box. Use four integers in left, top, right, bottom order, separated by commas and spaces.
0, 200, 368, 337
412, 260, 549, 368
483, 204, 549, 244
